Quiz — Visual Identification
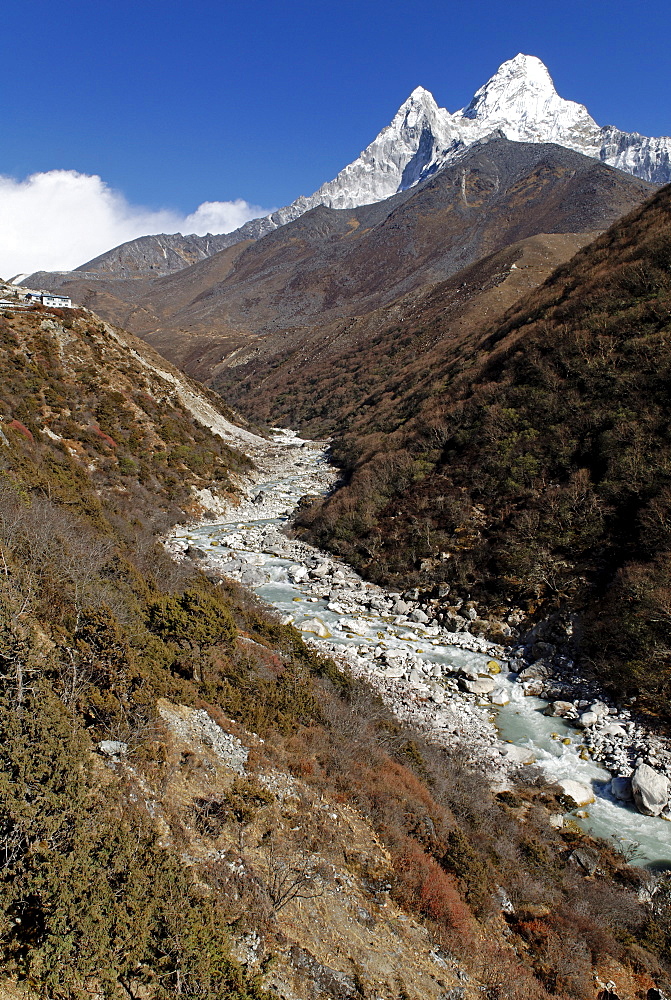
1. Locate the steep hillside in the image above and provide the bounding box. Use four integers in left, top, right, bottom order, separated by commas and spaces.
0, 295, 263, 520
19, 141, 654, 385
218, 231, 595, 430
1, 301, 670, 999
295, 184, 671, 717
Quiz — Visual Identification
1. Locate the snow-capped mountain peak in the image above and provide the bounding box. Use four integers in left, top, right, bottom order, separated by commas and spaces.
464, 53, 559, 117
262, 54, 669, 233
460, 53, 598, 144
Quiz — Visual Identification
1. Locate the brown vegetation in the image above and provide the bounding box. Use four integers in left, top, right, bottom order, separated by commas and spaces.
0, 305, 669, 999
296, 183, 671, 717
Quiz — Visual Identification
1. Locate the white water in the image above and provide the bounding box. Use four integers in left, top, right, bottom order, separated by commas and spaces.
174, 431, 671, 869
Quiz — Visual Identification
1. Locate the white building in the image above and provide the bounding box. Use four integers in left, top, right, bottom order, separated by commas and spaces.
24, 291, 72, 308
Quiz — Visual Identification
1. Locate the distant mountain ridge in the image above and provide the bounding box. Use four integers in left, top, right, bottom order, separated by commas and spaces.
19, 140, 655, 381
23, 54, 671, 285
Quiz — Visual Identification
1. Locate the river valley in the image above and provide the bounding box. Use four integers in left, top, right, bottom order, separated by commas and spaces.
168, 430, 671, 870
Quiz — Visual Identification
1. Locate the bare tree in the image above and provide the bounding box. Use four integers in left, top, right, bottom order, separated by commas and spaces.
260, 836, 327, 913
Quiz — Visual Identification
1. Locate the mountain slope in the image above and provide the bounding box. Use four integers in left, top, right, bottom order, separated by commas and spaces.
294, 183, 671, 715
17, 140, 655, 382
4, 299, 668, 1000
22, 54, 671, 286
216, 231, 596, 430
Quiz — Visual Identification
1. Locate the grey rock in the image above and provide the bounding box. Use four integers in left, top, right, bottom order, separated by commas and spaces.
570, 848, 598, 874
500, 744, 536, 765
558, 778, 595, 806
521, 678, 546, 697
517, 663, 550, 681
578, 711, 599, 728
632, 763, 670, 816
460, 676, 495, 695
289, 945, 358, 999
186, 545, 207, 559
545, 700, 576, 718
600, 723, 627, 738
98, 740, 128, 757
240, 568, 266, 587
490, 688, 510, 706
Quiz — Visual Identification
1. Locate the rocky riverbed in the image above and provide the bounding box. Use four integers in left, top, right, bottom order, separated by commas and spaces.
167, 429, 671, 866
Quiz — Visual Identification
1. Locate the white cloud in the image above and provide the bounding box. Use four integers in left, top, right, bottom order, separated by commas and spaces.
0, 169, 269, 278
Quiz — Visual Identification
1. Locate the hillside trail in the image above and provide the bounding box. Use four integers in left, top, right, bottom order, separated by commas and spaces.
168, 429, 671, 869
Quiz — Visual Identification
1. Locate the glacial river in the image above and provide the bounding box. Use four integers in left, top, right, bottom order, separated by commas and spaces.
175, 432, 671, 870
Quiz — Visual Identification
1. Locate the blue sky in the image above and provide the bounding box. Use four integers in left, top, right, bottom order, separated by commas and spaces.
1, 0, 670, 274
3, 0, 671, 210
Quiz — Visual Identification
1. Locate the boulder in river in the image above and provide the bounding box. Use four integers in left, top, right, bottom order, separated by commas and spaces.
545, 700, 576, 718
490, 688, 510, 706
610, 775, 633, 802
631, 763, 670, 816
557, 778, 595, 807
299, 617, 331, 639
288, 564, 308, 583
460, 676, 496, 695
500, 744, 536, 765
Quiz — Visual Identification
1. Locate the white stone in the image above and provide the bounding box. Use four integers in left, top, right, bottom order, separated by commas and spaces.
500, 744, 536, 765
490, 688, 510, 706
460, 676, 496, 695
578, 711, 599, 728
599, 723, 627, 738
98, 740, 128, 757
298, 617, 331, 638
557, 779, 595, 807
632, 763, 670, 817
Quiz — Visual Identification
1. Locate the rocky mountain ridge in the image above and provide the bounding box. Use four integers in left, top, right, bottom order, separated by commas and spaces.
22, 54, 671, 284
18, 140, 655, 385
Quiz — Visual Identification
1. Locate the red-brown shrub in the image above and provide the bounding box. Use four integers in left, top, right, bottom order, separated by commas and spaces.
395, 837, 472, 930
